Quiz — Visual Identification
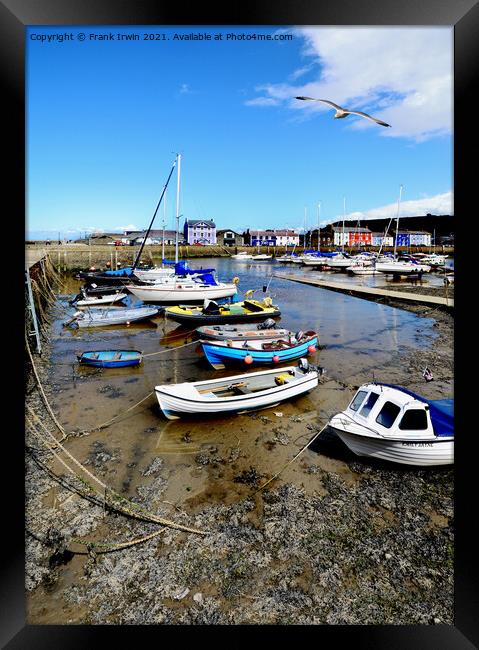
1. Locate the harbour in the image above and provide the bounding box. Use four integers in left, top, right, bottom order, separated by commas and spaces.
25, 254, 453, 625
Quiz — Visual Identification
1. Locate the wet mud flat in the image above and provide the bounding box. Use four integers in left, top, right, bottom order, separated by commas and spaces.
25, 277, 453, 625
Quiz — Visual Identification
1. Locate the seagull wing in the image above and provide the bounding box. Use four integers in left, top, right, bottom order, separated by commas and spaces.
345, 110, 391, 127
295, 97, 344, 111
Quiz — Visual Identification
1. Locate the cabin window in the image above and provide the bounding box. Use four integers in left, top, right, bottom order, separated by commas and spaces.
349, 390, 368, 412
398, 409, 428, 430
359, 392, 379, 417
375, 401, 401, 428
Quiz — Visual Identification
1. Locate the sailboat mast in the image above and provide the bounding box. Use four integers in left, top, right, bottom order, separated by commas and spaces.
132, 156, 177, 272
342, 197, 346, 253
393, 184, 403, 259
162, 187, 166, 263
175, 153, 181, 264
317, 202, 321, 252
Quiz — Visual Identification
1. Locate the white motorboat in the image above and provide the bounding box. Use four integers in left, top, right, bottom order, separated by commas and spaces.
67, 306, 159, 328
328, 383, 454, 466
375, 260, 431, 275
125, 278, 238, 303
75, 292, 127, 307
348, 265, 379, 275
276, 254, 298, 263
231, 251, 254, 260
155, 359, 320, 419
251, 254, 272, 261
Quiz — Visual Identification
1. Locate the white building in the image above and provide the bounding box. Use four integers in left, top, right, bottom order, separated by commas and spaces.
372, 232, 394, 247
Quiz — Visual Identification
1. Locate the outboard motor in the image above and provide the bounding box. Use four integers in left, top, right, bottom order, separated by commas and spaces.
258, 318, 276, 330
298, 358, 310, 373
295, 330, 304, 341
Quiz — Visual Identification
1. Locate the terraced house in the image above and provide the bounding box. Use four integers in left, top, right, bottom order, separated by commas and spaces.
184, 219, 216, 245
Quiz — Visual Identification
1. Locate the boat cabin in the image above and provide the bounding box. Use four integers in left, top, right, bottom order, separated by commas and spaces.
345, 383, 453, 440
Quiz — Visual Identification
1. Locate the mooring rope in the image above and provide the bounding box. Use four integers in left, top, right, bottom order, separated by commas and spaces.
142, 340, 197, 357
26, 410, 207, 536
254, 421, 330, 493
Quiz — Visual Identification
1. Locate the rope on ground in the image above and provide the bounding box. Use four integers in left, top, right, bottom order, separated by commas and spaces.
77, 391, 155, 435
254, 421, 330, 494
70, 528, 166, 554
25, 333, 67, 438
25, 411, 207, 535
143, 340, 197, 357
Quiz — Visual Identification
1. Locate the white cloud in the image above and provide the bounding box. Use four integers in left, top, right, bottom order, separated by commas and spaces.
328, 190, 453, 222
115, 224, 139, 232
179, 83, 192, 94
244, 97, 280, 107
248, 27, 452, 141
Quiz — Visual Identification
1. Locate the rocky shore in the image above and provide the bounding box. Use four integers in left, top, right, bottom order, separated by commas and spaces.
25, 298, 453, 625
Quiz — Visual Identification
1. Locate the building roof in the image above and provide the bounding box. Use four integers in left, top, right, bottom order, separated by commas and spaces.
126, 230, 177, 239
251, 229, 297, 236
371, 232, 393, 237
397, 230, 431, 235
186, 219, 216, 227
217, 229, 243, 236
332, 226, 372, 233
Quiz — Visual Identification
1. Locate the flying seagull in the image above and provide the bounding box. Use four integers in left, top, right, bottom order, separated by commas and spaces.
295, 96, 391, 127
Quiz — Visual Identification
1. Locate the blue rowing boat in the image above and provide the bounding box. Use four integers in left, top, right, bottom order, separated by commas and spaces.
200, 331, 319, 369
77, 350, 143, 368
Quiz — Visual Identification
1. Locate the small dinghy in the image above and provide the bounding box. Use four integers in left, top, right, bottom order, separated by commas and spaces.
74, 292, 127, 307
66, 306, 160, 328
200, 330, 319, 369
328, 383, 454, 466
165, 298, 281, 325
196, 318, 288, 341
78, 350, 143, 368
155, 358, 320, 419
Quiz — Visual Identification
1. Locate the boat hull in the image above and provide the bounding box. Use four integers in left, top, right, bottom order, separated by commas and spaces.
76, 293, 127, 306
201, 335, 319, 369
196, 326, 290, 341
78, 350, 143, 367
165, 300, 281, 325
75, 307, 159, 327
155, 370, 318, 419
331, 427, 454, 466
126, 283, 237, 303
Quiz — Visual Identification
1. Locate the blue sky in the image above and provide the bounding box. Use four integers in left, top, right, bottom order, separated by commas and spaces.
26, 26, 453, 239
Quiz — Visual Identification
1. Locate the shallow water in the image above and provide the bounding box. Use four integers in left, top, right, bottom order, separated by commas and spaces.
47, 258, 438, 479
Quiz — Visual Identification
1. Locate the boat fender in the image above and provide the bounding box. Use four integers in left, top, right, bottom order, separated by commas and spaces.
308, 345, 316, 354
244, 355, 253, 364
272, 355, 280, 363
233, 276, 239, 284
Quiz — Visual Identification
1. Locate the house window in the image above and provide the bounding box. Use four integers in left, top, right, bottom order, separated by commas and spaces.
398, 409, 428, 430
375, 401, 401, 429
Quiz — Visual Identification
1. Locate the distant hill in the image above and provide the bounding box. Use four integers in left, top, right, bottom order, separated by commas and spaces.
331, 214, 454, 238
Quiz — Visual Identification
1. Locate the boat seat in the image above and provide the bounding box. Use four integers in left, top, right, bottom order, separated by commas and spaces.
112, 352, 122, 360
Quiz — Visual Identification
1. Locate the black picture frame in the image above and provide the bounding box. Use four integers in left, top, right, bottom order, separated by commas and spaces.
7, 0, 478, 647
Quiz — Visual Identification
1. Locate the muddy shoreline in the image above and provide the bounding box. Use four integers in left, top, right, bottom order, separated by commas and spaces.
25, 285, 453, 625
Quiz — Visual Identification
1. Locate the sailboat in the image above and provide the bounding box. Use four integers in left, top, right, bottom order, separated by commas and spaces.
375, 186, 431, 276
327, 198, 353, 269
